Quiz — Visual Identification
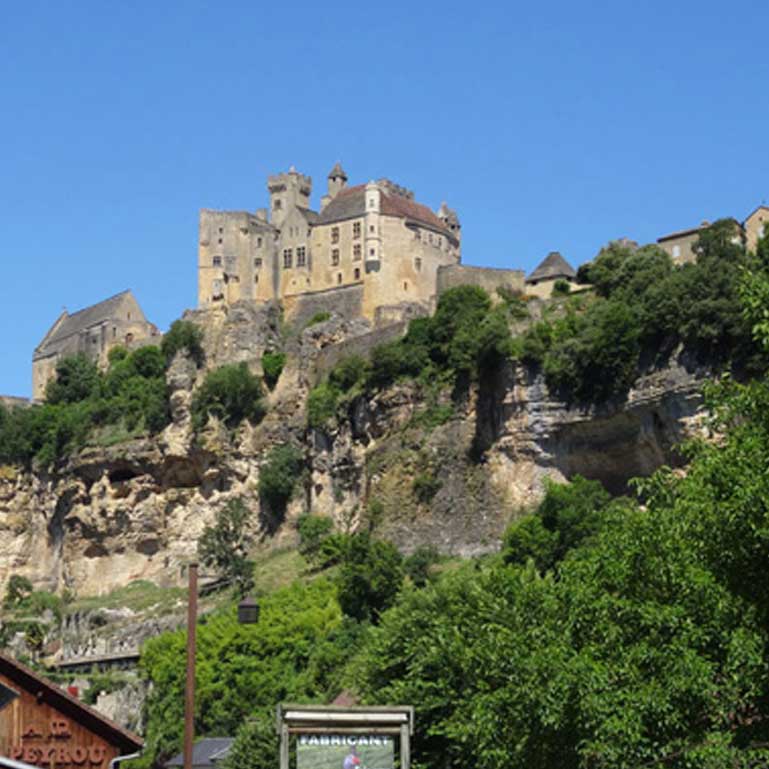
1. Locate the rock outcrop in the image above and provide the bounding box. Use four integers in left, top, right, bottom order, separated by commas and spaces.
0, 303, 708, 597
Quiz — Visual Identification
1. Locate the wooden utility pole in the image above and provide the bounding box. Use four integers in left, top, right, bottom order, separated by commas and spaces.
183, 563, 198, 769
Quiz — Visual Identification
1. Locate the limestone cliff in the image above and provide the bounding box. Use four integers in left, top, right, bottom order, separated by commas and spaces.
0, 304, 707, 597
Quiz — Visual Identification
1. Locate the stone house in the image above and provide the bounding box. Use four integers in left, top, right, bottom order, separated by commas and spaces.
525, 251, 577, 298
744, 204, 769, 252
197, 163, 524, 325
32, 290, 158, 401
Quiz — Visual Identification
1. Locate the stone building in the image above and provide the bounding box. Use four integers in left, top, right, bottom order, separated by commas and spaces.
744, 204, 769, 252
197, 164, 472, 323
32, 290, 158, 401
657, 207, 767, 264
525, 251, 577, 298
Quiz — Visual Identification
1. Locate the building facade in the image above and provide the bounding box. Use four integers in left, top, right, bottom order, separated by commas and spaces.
197, 164, 464, 322
32, 291, 158, 401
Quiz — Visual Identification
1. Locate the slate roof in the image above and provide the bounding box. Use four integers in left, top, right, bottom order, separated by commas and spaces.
328, 162, 347, 180
297, 206, 319, 225
165, 738, 234, 768
0, 652, 143, 752
35, 290, 137, 356
316, 185, 449, 234
526, 252, 577, 283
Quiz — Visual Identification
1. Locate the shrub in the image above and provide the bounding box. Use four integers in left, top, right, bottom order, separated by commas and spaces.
258, 444, 304, 517
305, 311, 331, 328
336, 533, 403, 622
307, 382, 340, 429
297, 514, 334, 558
45, 355, 100, 404
329, 355, 369, 392
404, 546, 441, 587
191, 363, 265, 431
198, 498, 254, 594
261, 351, 286, 390
413, 471, 441, 503
161, 320, 205, 367
552, 279, 572, 296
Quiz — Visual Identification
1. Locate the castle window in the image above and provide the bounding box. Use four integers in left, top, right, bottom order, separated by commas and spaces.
283, 248, 293, 268
369, 248, 376, 257
337, 273, 342, 284
415, 230, 421, 241
296, 246, 306, 267
274, 199, 282, 210
415, 257, 422, 271
353, 244, 362, 260
213, 256, 222, 267
353, 222, 361, 239
254, 275, 259, 283
369, 198, 375, 209
331, 226, 340, 244
332, 249, 340, 266
672, 245, 681, 259
218, 238, 223, 244
370, 225, 375, 233
254, 257, 262, 268
354, 267, 360, 280
428, 233, 433, 244
403, 282, 409, 291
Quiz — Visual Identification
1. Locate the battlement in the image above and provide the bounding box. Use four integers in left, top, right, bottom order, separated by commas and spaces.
377, 179, 414, 200
268, 168, 312, 196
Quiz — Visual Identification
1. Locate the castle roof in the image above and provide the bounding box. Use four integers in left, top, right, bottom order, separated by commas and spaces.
316, 184, 451, 235
328, 162, 347, 180
35, 290, 142, 358
526, 252, 576, 283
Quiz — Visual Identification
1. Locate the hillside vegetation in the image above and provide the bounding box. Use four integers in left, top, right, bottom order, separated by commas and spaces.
130, 229, 769, 767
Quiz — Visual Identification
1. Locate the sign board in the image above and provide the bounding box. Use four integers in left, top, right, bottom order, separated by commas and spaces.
297, 734, 394, 769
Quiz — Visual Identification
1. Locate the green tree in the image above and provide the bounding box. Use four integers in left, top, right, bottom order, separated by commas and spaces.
192, 363, 266, 431
45, 354, 100, 404
337, 533, 403, 622
198, 498, 255, 594
261, 351, 286, 390
258, 444, 303, 521
162, 319, 205, 367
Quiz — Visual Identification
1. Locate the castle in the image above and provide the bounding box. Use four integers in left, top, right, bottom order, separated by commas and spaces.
197, 164, 524, 325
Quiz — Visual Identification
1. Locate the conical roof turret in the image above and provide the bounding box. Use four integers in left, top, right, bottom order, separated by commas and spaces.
328, 162, 348, 181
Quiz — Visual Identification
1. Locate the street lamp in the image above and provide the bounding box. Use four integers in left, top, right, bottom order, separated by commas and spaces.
237, 596, 260, 625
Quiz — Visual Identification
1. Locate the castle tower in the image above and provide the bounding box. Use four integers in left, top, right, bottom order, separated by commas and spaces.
438, 202, 461, 246
364, 181, 382, 270
267, 166, 312, 229
321, 162, 348, 211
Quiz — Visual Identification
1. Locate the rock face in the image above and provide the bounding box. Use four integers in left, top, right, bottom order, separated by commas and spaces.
0, 303, 707, 597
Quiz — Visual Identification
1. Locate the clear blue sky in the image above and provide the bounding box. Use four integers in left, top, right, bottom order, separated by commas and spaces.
2, 0, 768, 397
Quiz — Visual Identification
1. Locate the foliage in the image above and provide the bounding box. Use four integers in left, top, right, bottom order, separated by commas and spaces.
261, 351, 286, 390
552, 278, 571, 296
502, 475, 611, 572
140, 579, 345, 767
307, 382, 340, 429
161, 320, 205, 367
336, 533, 403, 622
404, 546, 441, 587
221, 714, 279, 769
305, 311, 332, 327
412, 471, 441, 503
296, 514, 334, 559
3, 575, 33, 608
45, 354, 100, 404
258, 444, 303, 518
0, 347, 170, 467
191, 363, 265, 431
198, 498, 255, 594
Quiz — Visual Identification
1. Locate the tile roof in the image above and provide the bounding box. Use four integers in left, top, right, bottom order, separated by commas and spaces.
0, 652, 143, 752
36, 290, 138, 355
316, 185, 449, 234
526, 252, 577, 283
165, 738, 234, 768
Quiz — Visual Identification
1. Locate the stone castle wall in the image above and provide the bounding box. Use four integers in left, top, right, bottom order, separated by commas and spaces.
437, 264, 526, 298
283, 283, 365, 328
